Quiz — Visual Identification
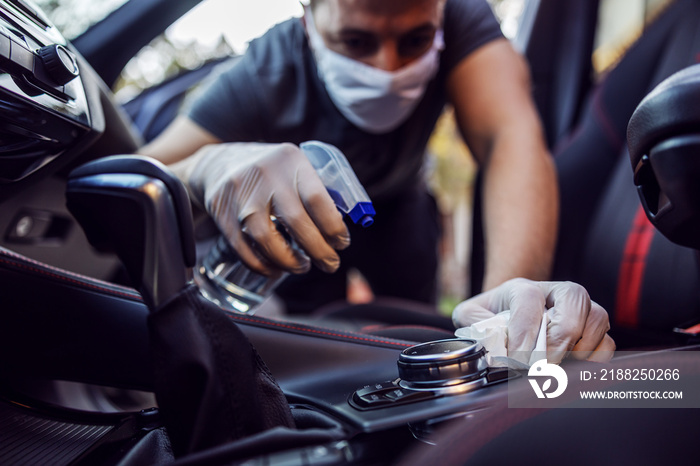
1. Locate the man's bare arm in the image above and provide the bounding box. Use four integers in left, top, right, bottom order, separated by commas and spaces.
138, 116, 222, 165
447, 38, 558, 290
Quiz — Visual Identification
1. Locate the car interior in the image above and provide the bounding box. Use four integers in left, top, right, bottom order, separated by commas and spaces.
0, 0, 699, 464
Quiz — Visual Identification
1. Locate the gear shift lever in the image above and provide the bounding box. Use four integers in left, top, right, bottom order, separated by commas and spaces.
66, 155, 295, 456
66, 155, 196, 309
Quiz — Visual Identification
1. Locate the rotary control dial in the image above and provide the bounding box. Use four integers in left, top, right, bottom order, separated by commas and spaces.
397, 338, 488, 390
37, 44, 78, 85
350, 338, 512, 410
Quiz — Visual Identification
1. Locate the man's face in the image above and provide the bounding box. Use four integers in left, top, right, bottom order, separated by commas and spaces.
310, 0, 445, 71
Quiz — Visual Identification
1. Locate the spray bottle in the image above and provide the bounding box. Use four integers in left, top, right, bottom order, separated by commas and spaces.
194, 141, 375, 314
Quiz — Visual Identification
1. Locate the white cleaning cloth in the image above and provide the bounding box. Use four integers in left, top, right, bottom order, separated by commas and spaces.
455, 310, 548, 370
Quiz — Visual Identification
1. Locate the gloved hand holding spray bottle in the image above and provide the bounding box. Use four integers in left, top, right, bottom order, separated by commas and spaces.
195, 141, 375, 314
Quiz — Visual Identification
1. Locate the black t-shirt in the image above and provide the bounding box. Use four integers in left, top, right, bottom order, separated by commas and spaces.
186, 0, 502, 201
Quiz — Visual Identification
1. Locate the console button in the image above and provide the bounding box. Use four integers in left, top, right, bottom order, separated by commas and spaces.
0, 33, 10, 60
353, 391, 392, 408
383, 387, 434, 403
354, 382, 395, 398
9, 38, 33, 72
352, 380, 438, 409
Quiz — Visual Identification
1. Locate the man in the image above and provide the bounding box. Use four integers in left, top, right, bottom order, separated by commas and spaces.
140, 0, 614, 361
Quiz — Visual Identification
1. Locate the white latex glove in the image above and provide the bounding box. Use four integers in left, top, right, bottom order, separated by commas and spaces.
175, 142, 351, 275
452, 278, 616, 365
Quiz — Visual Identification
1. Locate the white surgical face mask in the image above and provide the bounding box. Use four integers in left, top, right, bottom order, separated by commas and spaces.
305, 10, 444, 134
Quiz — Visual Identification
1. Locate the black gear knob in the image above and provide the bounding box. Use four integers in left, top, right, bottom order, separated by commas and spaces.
66, 155, 196, 309
67, 156, 295, 455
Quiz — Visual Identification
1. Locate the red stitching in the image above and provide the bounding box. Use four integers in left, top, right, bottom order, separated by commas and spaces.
0, 249, 413, 348
593, 89, 624, 150
0, 248, 136, 291
361, 324, 452, 332
229, 314, 413, 348
0, 254, 141, 301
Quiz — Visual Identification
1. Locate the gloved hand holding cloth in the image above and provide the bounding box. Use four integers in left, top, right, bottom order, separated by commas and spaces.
452, 278, 616, 367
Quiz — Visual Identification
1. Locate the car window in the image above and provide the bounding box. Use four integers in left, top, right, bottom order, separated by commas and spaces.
593, 0, 672, 76
114, 0, 304, 101
31, 0, 129, 40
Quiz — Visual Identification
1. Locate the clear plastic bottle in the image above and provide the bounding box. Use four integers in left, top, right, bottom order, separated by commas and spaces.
194, 141, 375, 314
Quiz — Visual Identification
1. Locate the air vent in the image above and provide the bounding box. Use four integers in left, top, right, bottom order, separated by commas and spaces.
5, 0, 50, 29
0, 118, 63, 182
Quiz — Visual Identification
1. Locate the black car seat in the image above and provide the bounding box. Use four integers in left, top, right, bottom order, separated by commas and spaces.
551, 0, 700, 348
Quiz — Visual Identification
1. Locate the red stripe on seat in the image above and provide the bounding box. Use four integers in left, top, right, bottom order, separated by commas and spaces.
615, 206, 655, 327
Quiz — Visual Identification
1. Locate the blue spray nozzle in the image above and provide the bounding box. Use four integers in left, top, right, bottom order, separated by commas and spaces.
349, 202, 375, 227
301, 141, 375, 227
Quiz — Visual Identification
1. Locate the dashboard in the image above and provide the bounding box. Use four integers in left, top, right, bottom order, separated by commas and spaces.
0, 0, 97, 186
0, 0, 142, 279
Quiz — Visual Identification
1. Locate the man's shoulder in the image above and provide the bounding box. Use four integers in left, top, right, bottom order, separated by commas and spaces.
244, 18, 306, 71
444, 0, 499, 27
440, 0, 503, 72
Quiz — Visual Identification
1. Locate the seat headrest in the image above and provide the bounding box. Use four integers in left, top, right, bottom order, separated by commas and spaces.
627, 63, 700, 166
626, 64, 700, 250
